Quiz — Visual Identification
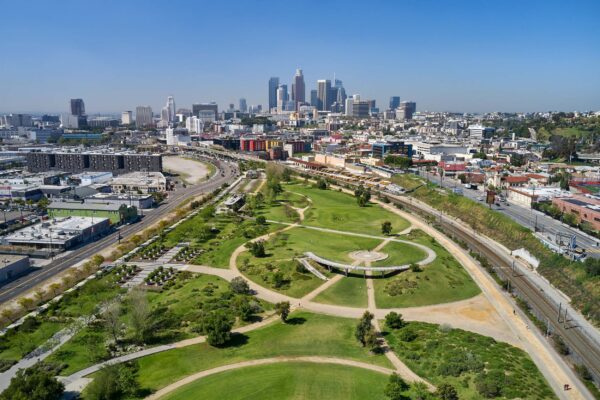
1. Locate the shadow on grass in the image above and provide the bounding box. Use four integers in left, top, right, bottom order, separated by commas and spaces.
285, 316, 306, 325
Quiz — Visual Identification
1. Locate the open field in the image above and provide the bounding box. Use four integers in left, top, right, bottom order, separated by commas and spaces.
131, 312, 391, 396
238, 227, 379, 297
373, 230, 480, 308
285, 182, 411, 235
313, 275, 368, 308
371, 240, 428, 268
163, 156, 212, 184
384, 321, 555, 399
161, 362, 389, 400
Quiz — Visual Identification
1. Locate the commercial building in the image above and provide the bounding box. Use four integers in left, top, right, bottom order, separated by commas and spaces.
317, 79, 332, 111
397, 101, 416, 120
0, 255, 30, 283
371, 141, 413, 159
268, 77, 280, 111
552, 195, 600, 231
110, 171, 167, 193
4, 216, 111, 251
192, 103, 218, 120
48, 201, 124, 224
86, 193, 154, 209
467, 124, 495, 139
135, 106, 153, 128
292, 69, 305, 108
70, 98, 86, 116
389, 96, 401, 110
240, 138, 266, 152
26, 151, 162, 174
1, 114, 33, 128
352, 101, 371, 118
121, 111, 133, 125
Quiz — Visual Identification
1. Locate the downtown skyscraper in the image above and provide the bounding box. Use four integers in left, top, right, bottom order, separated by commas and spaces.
291, 69, 305, 109
268, 77, 279, 112
70, 98, 86, 116
317, 79, 332, 111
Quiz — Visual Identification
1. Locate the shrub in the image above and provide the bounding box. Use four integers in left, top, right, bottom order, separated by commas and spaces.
385, 312, 405, 329
398, 327, 417, 342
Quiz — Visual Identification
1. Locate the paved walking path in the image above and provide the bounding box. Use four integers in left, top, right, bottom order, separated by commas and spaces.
144, 356, 397, 400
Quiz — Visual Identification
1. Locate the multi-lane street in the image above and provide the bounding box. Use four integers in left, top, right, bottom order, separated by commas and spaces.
0, 157, 238, 306
426, 173, 600, 258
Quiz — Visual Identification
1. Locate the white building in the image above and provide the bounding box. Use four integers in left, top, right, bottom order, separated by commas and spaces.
135, 106, 153, 128
186, 116, 204, 133
121, 111, 133, 125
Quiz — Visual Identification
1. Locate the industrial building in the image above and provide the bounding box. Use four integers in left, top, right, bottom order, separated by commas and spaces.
4, 216, 111, 251
0, 255, 30, 283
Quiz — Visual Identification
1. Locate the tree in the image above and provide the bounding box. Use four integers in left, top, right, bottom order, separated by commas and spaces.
435, 383, 459, 400
413, 382, 430, 400
85, 362, 139, 400
384, 155, 412, 169
475, 371, 503, 398
203, 310, 233, 347
103, 301, 122, 344
354, 186, 371, 207
355, 311, 374, 346
384, 373, 409, 400
49, 282, 61, 296
272, 271, 285, 288
316, 178, 328, 190
231, 295, 255, 322
247, 240, 266, 258
256, 215, 266, 225
17, 297, 35, 312
129, 288, 151, 344
230, 277, 251, 294
381, 221, 392, 235
275, 301, 291, 322
0, 364, 64, 400
385, 312, 405, 329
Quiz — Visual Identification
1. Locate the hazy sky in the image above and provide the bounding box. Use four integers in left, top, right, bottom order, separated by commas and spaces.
1, 0, 599, 114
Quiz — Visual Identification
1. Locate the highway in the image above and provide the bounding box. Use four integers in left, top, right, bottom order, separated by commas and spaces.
0, 157, 238, 306
426, 173, 600, 258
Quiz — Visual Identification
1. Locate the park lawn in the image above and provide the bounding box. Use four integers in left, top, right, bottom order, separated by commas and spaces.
161, 362, 390, 400
257, 199, 300, 223
384, 322, 555, 400
0, 319, 66, 363
191, 217, 277, 268
50, 274, 268, 376
132, 311, 392, 395
373, 230, 480, 308
371, 240, 428, 268
238, 227, 379, 297
313, 275, 368, 308
284, 182, 410, 235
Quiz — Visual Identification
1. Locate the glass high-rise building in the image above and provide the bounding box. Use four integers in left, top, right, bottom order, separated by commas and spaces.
70, 98, 85, 116
291, 69, 305, 109
389, 96, 401, 110
317, 79, 332, 111
268, 77, 279, 111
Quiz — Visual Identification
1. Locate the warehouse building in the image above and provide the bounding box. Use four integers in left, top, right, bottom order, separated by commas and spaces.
26, 151, 162, 174
0, 255, 30, 283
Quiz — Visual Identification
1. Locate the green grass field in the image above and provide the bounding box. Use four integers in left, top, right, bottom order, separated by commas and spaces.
132, 312, 391, 396
48, 274, 265, 375
373, 230, 480, 308
384, 321, 555, 399
371, 240, 428, 268
285, 183, 411, 235
161, 362, 389, 400
313, 275, 369, 308
238, 227, 380, 297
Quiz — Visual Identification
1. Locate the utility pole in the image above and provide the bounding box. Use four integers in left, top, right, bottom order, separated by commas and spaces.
558, 302, 562, 323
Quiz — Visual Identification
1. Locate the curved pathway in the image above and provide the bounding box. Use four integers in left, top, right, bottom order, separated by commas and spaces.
145, 356, 396, 400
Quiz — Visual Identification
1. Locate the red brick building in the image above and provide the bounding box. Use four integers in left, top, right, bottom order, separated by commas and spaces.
552, 195, 600, 231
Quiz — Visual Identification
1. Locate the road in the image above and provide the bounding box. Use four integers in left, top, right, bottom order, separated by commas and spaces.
426, 174, 600, 258
0, 157, 238, 306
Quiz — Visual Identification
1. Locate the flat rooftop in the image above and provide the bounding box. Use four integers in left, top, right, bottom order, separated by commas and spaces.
5, 216, 109, 245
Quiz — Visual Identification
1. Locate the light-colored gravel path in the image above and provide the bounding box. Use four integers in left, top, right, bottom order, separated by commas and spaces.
145, 356, 397, 400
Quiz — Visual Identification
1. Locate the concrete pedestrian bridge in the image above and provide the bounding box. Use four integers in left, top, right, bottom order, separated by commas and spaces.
304, 244, 436, 276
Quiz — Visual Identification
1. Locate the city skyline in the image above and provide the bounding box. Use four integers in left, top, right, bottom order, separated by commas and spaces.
1, 0, 599, 113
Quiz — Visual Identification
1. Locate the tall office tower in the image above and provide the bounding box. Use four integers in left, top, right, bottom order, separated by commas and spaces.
70, 98, 86, 116
166, 96, 176, 122
291, 69, 305, 109
192, 103, 219, 120
276, 84, 288, 112
345, 98, 354, 117
135, 106, 153, 128
310, 90, 318, 107
398, 101, 416, 120
121, 111, 133, 125
389, 96, 401, 110
239, 98, 247, 113
268, 77, 279, 111
352, 100, 371, 118
161, 107, 169, 124
317, 79, 332, 111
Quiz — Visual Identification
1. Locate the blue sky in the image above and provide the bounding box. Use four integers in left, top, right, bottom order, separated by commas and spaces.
1, 0, 599, 114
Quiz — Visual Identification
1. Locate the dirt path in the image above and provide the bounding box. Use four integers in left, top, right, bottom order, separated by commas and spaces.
145, 356, 396, 400
373, 198, 587, 399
